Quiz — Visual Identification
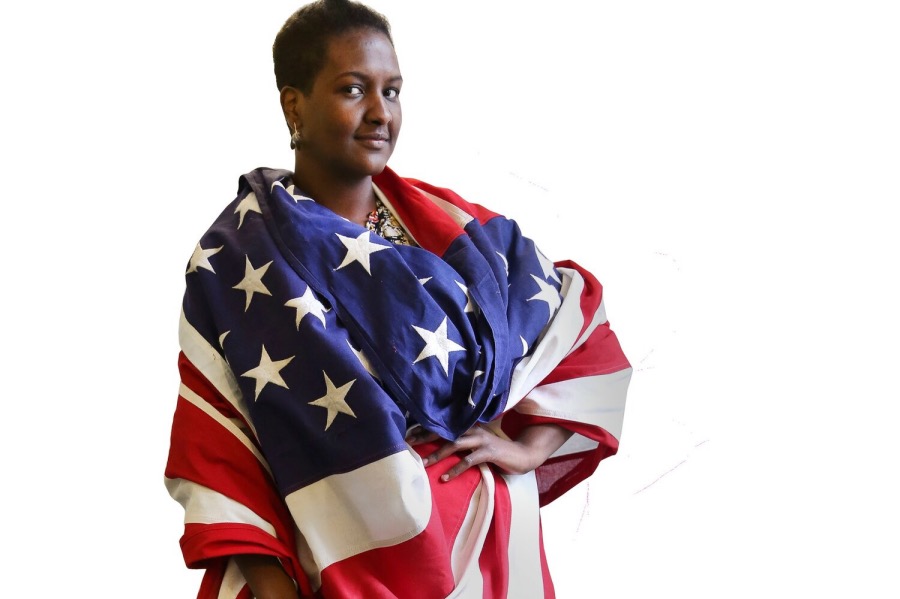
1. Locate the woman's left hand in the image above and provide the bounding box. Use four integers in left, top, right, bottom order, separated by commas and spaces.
406, 422, 573, 482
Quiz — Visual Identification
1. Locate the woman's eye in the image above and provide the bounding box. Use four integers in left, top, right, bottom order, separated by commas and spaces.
345, 85, 364, 97
383, 88, 400, 99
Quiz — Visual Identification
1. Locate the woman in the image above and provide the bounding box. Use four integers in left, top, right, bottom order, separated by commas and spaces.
165, 1, 631, 597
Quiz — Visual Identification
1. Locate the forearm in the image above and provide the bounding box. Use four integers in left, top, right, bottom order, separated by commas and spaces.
514, 422, 574, 472
234, 554, 299, 599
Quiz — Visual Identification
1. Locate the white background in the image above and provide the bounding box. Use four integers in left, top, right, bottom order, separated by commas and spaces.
2, 1, 898, 596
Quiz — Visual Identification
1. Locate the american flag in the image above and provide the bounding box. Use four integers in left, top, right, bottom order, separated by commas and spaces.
165, 167, 631, 598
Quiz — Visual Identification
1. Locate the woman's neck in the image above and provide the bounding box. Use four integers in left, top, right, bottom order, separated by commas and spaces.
291, 165, 376, 225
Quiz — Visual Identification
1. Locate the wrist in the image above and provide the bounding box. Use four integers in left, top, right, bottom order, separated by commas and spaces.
514, 423, 573, 470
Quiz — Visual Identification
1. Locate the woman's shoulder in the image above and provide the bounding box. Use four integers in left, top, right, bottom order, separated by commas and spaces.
189, 167, 290, 249
237, 166, 294, 199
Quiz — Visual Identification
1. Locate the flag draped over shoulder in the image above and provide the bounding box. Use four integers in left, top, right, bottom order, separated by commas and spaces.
165, 167, 631, 598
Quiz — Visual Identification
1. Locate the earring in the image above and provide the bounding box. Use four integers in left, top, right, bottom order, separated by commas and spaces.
290, 122, 302, 150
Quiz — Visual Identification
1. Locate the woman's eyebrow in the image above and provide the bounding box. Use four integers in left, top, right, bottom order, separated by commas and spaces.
334, 70, 403, 83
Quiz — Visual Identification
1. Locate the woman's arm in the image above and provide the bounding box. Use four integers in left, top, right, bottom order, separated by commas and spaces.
407, 422, 573, 482
234, 555, 299, 599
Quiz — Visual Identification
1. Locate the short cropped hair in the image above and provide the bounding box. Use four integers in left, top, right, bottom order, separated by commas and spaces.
273, 0, 393, 94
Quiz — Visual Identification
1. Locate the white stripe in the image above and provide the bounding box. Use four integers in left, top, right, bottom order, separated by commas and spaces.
504, 470, 545, 599
572, 297, 608, 354
178, 382, 272, 478
217, 558, 247, 599
515, 368, 632, 441
164, 477, 277, 536
449, 479, 484, 582
447, 466, 494, 598
507, 268, 586, 407
179, 310, 258, 438
552, 435, 601, 458
284, 447, 431, 581
446, 458, 547, 598
416, 187, 476, 228
482, 424, 545, 598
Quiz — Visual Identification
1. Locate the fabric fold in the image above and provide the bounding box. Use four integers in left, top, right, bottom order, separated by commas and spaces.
166, 167, 630, 598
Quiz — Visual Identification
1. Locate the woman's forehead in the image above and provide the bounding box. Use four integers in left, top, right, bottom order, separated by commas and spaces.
319, 28, 400, 79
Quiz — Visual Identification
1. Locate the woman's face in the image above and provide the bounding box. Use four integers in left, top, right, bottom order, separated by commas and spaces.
295, 28, 402, 181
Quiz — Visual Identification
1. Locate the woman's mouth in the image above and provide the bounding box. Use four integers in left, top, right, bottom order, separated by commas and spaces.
356, 134, 390, 149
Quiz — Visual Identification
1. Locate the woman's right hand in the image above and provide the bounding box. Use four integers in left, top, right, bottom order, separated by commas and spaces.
406, 421, 572, 483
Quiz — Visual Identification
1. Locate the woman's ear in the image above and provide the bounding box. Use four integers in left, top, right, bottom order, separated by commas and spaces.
280, 86, 303, 132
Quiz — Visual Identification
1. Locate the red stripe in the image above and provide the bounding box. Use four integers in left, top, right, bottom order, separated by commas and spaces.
400, 176, 502, 225
167, 355, 311, 596
538, 519, 556, 598
373, 168, 466, 257
196, 560, 229, 599
541, 325, 631, 385
478, 473, 512, 597
168, 356, 295, 527
501, 412, 619, 506
502, 256, 626, 504
554, 260, 630, 379
555, 259, 604, 341
195, 561, 254, 599
534, 260, 630, 385
317, 441, 479, 597
180, 523, 293, 571
166, 395, 285, 524
176, 352, 254, 434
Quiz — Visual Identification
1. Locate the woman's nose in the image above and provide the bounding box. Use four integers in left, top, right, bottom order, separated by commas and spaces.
365, 95, 392, 125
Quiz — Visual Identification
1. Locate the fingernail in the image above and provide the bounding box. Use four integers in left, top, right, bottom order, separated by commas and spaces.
441, 474, 449, 482
421, 457, 429, 466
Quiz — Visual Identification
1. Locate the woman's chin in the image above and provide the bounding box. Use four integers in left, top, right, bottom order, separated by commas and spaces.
356, 155, 393, 177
